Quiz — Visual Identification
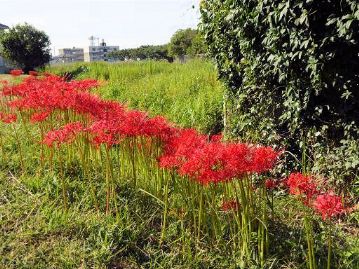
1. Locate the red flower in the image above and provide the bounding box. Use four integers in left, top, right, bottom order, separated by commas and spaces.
221, 199, 240, 212
2, 71, 281, 186
209, 133, 223, 143
87, 119, 121, 147
43, 122, 84, 147
30, 111, 51, 123
0, 112, 17, 123
265, 179, 278, 189
158, 129, 207, 170
286, 173, 318, 203
28, 71, 38, 76
143, 116, 175, 139
179, 142, 231, 184
165, 135, 279, 185
313, 193, 345, 220
10, 69, 23, 76
250, 146, 281, 173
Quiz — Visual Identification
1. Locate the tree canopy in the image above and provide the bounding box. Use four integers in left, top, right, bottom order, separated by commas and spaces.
168, 28, 206, 58
0, 23, 51, 72
108, 45, 173, 62
109, 28, 207, 62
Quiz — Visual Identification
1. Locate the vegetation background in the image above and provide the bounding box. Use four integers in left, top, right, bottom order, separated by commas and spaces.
1, 59, 358, 268
0, 0, 358, 268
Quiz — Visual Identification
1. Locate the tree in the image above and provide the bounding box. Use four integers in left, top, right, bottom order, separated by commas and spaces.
108, 44, 173, 62
187, 33, 207, 57
168, 28, 197, 58
0, 23, 51, 72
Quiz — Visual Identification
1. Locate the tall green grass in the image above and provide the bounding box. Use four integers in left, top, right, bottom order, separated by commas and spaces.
47, 60, 224, 134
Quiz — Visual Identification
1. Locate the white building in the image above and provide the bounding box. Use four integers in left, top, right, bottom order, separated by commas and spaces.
0, 23, 9, 73
58, 47, 84, 63
84, 39, 119, 62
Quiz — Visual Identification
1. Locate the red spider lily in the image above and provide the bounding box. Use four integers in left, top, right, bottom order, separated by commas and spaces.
179, 142, 233, 184
209, 133, 223, 143
2, 73, 281, 186
265, 179, 278, 189
3, 75, 98, 112
30, 111, 52, 123
250, 146, 281, 173
10, 69, 23, 76
43, 122, 84, 147
166, 136, 279, 185
286, 173, 318, 204
87, 120, 122, 147
143, 116, 175, 139
158, 129, 208, 170
313, 193, 345, 220
68, 79, 99, 92
119, 110, 149, 137
221, 199, 240, 212
0, 112, 17, 123
28, 71, 38, 76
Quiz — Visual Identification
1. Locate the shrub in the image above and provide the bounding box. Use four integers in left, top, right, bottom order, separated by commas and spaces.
200, 0, 359, 188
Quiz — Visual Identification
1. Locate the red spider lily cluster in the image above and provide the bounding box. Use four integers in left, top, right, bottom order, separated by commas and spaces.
313, 193, 345, 220
43, 122, 84, 147
0, 111, 17, 123
221, 199, 240, 212
10, 69, 23, 76
159, 129, 280, 184
28, 71, 38, 76
286, 172, 346, 220
0, 74, 281, 185
287, 172, 319, 204
265, 179, 279, 189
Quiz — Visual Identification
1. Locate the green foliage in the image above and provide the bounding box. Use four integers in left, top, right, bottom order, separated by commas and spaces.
200, 0, 359, 187
187, 32, 207, 57
0, 23, 51, 72
108, 29, 207, 62
168, 28, 206, 58
47, 60, 224, 134
108, 44, 173, 62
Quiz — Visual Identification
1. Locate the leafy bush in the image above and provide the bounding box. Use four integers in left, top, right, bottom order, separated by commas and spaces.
200, 0, 359, 187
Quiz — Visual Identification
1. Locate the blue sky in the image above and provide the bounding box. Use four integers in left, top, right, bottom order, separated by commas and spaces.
0, 0, 200, 55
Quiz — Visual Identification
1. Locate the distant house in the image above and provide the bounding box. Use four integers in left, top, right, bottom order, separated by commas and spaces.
84, 39, 119, 62
0, 23, 10, 73
58, 47, 84, 63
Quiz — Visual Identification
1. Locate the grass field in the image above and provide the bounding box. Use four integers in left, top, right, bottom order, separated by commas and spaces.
0, 61, 358, 269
